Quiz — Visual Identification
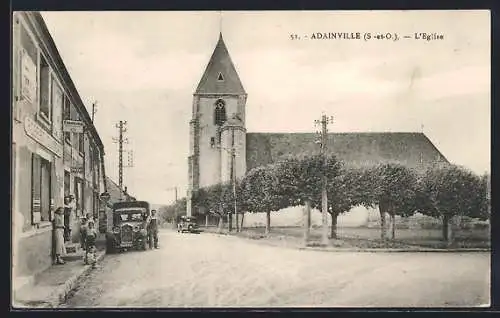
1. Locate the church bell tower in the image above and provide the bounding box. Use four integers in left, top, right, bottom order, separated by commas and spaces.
187, 33, 247, 217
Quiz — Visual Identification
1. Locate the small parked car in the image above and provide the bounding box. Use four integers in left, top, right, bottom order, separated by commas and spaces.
177, 216, 199, 233
106, 201, 150, 253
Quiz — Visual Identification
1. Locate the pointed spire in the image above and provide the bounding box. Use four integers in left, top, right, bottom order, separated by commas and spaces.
195, 33, 246, 95
219, 10, 223, 34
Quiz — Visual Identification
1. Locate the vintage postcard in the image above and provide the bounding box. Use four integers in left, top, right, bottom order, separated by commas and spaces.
11, 10, 490, 308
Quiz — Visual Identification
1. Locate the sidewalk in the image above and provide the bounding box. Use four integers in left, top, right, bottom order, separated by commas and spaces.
12, 235, 106, 309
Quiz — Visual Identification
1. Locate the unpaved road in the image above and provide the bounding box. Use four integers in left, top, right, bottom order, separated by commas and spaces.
62, 229, 490, 308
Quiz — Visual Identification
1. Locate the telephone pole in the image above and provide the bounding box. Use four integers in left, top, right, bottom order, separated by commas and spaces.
112, 120, 131, 197
314, 113, 334, 246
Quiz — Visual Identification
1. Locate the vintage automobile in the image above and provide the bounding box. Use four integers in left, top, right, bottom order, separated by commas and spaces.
177, 216, 199, 233
106, 201, 151, 253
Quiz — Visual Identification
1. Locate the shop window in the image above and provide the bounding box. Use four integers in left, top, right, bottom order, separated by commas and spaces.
31, 154, 51, 224
39, 54, 51, 123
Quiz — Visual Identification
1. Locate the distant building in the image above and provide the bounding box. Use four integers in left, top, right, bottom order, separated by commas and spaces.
97, 177, 136, 234
105, 177, 136, 207
186, 33, 449, 216
12, 12, 107, 286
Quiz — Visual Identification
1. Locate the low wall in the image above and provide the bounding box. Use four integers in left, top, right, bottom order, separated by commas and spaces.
14, 227, 52, 279
241, 206, 378, 228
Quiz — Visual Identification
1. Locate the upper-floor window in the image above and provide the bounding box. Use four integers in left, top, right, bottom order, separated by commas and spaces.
214, 99, 226, 126
20, 23, 37, 65
63, 96, 71, 144
39, 54, 51, 123
19, 23, 38, 104
78, 133, 84, 154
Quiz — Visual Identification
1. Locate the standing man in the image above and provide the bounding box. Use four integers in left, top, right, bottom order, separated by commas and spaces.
63, 195, 75, 242
148, 210, 159, 249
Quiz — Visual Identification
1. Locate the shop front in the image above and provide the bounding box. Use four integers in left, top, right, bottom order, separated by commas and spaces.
13, 117, 65, 279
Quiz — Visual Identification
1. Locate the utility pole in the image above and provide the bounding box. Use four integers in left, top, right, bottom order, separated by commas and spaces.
112, 121, 130, 199
231, 129, 238, 232
92, 101, 98, 123
314, 113, 334, 246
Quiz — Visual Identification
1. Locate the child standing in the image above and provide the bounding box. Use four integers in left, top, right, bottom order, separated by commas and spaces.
79, 213, 90, 249
84, 221, 98, 267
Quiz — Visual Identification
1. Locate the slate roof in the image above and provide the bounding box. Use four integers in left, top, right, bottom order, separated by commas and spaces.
246, 132, 449, 171
105, 177, 135, 206
195, 33, 246, 95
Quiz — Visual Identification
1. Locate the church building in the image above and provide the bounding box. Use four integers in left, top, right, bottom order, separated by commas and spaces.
186, 33, 448, 217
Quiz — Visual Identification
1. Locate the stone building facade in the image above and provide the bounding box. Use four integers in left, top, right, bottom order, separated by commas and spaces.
11, 12, 107, 285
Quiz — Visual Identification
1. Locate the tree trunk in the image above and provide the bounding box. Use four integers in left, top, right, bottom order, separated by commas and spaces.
228, 214, 232, 232
217, 216, 223, 233
205, 214, 208, 228
390, 213, 396, 240
442, 215, 449, 241
329, 212, 338, 239
445, 215, 455, 246
380, 211, 386, 240
265, 211, 271, 234
240, 213, 245, 231
303, 200, 311, 244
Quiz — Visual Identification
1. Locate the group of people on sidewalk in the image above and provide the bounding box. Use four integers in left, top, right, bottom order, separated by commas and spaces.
52, 195, 98, 267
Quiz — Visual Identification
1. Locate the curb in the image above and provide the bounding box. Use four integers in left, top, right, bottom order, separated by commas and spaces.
298, 246, 491, 253
201, 231, 490, 253
42, 250, 106, 308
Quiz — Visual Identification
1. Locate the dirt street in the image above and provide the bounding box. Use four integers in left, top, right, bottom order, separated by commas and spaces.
62, 229, 490, 308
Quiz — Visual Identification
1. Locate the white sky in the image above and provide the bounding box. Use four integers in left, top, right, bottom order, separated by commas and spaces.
39, 10, 491, 205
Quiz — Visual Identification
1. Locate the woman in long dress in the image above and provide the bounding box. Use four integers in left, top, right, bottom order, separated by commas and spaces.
53, 207, 66, 265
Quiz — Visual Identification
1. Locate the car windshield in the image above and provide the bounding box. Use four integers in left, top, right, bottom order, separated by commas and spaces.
114, 208, 146, 222
120, 213, 143, 222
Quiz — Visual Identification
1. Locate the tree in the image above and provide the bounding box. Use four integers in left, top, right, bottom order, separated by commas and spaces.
158, 198, 187, 225
357, 163, 418, 240
241, 164, 284, 234
419, 164, 488, 243
324, 164, 364, 239
275, 154, 325, 242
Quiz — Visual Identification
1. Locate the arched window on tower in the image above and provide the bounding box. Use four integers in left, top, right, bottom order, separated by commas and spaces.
214, 99, 227, 126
